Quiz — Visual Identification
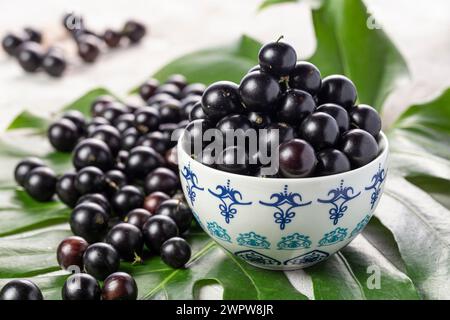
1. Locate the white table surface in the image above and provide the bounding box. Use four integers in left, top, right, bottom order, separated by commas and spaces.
0, 0, 449, 299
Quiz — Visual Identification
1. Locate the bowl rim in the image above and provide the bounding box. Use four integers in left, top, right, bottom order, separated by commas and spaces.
177, 131, 389, 183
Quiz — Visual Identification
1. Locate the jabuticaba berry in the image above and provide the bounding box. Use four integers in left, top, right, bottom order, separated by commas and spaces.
70, 203, 109, 243
318, 75, 358, 108
278, 139, 317, 178
160, 237, 191, 269
239, 70, 281, 112
258, 39, 297, 77
182, 119, 212, 154
86, 117, 110, 136
138, 132, 169, 154
201, 81, 244, 120
247, 112, 271, 130
144, 167, 179, 196
216, 145, 250, 175
48, 118, 80, 152
339, 129, 379, 168
123, 20, 146, 43
2, 33, 24, 56
23, 166, 57, 202
159, 100, 182, 124
155, 199, 193, 234
182, 83, 206, 98
62, 273, 101, 300
77, 34, 101, 63
155, 83, 181, 99
165, 146, 178, 171
113, 113, 135, 133
288, 61, 322, 95
111, 185, 144, 218
104, 169, 127, 197
316, 103, 350, 133
134, 107, 160, 134
315, 149, 351, 176
216, 114, 253, 138
83, 243, 120, 281
277, 89, 316, 125
102, 272, 138, 300
72, 138, 114, 171
16, 42, 45, 72
142, 215, 179, 253
105, 223, 143, 261
125, 208, 152, 230
125, 146, 164, 182
89, 124, 121, 156
139, 78, 160, 101
61, 110, 87, 136
90, 95, 115, 117
143, 191, 170, 214
349, 104, 382, 137
42, 47, 67, 77
74, 166, 105, 195
188, 101, 207, 122
121, 127, 140, 151
0, 280, 43, 300
181, 95, 201, 120
56, 172, 80, 207
76, 193, 111, 216
299, 112, 340, 150
103, 29, 122, 48
57, 236, 89, 270
166, 74, 187, 90
14, 157, 44, 187
99, 101, 126, 123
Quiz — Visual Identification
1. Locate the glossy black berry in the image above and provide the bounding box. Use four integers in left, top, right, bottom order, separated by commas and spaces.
198, 145, 218, 168
23, 166, 57, 202
56, 172, 80, 207
182, 119, 212, 154
125, 146, 164, 181
144, 167, 179, 196
316, 103, 349, 133
0, 280, 43, 300
182, 83, 206, 97
111, 185, 144, 217
277, 89, 316, 125
216, 114, 253, 138
57, 236, 89, 269
76, 193, 111, 216
165, 146, 178, 171
77, 35, 101, 63
83, 243, 120, 280
125, 208, 152, 230
14, 157, 44, 187
103, 29, 122, 48
258, 40, 297, 77
315, 149, 351, 176
216, 145, 250, 175
89, 124, 121, 156
42, 48, 67, 77
104, 169, 127, 197
349, 104, 381, 137
123, 20, 146, 43
86, 117, 110, 136
159, 100, 182, 124
161, 237, 191, 269
16, 42, 44, 72
166, 74, 187, 90
113, 113, 135, 133
90, 95, 115, 117
121, 127, 140, 151
142, 215, 179, 253
138, 132, 169, 154
147, 93, 174, 106
62, 273, 101, 300
180, 95, 200, 119
106, 223, 143, 261
155, 83, 181, 99
2, 33, 24, 56
23, 27, 42, 43
99, 102, 126, 123
61, 110, 87, 136
143, 191, 170, 214
239, 71, 281, 112
318, 75, 357, 108
278, 139, 317, 178
299, 112, 340, 150
47, 118, 80, 152
72, 138, 114, 171
247, 112, 271, 130
134, 107, 160, 134
75, 166, 105, 195
139, 78, 160, 101
201, 81, 244, 120
288, 61, 322, 95
156, 199, 193, 234
340, 129, 379, 168
188, 101, 207, 123
102, 272, 138, 300
70, 203, 109, 243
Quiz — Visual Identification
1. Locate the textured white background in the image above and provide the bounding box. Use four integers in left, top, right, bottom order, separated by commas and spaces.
0, 0, 449, 299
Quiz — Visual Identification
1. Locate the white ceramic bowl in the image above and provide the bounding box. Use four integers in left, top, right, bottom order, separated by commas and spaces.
177, 133, 389, 270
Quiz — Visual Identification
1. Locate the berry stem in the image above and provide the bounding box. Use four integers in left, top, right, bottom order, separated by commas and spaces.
276, 35, 284, 43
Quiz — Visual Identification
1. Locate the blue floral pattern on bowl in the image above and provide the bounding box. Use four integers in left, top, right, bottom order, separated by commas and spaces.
350, 214, 372, 238
181, 162, 204, 206
236, 232, 270, 249
365, 164, 386, 209
209, 180, 252, 224
317, 180, 361, 225
284, 250, 330, 265
318, 227, 348, 246
207, 221, 232, 243
235, 250, 281, 266
259, 185, 312, 230
277, 233, 312, 250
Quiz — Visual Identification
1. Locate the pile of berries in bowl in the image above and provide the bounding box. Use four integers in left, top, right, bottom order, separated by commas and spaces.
3, 75, 205, 300
177, 38, 388, 270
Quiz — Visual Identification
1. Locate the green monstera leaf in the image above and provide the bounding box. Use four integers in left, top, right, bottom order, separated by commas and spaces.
0, 0, 448, 300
